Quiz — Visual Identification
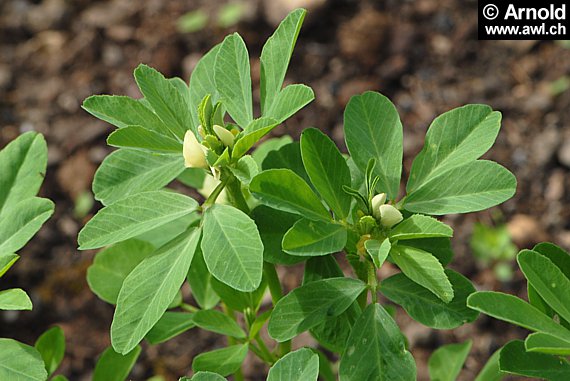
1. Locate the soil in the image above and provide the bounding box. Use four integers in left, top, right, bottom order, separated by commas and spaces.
1, 0, 569, 380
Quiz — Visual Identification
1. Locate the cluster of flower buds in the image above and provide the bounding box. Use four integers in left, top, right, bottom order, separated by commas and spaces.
182, 124, 238, 169
371, 193, 403, 228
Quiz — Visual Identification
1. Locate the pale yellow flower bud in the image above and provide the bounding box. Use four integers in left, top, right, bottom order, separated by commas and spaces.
197, 124, 206, 139
371, 193, 387, 219
213, 124, 235, 148
379, 204, 403, 228
183, 130, 208, 168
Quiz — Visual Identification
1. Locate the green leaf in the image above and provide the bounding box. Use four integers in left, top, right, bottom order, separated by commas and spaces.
389, 214, 453, 241
252, 135, 293, 166
529, 243, 570, 321
93, 149, 184, 206
474, 349, 504, 381
229, 155, 259, 185
169, 77, 191, 106
266, 84, 314, 123
190, 372, 227, 381
526, 332, 570, 355
282, 218, 346, 257
251, 206, 303, 265
0, 132, 47, 216
391, 245, 454, 303
211, 276, 267, 312
262, 142, 310, 184
214, 33, 252, 128
137, 212, 200, 249
365, 239, 391, 269
0, 338, 47, 381
192, 344, 249, 377
93, 346, 141, 381
267, 348, 319, 381
0, 288, 32, 310
380, 270, 478, 329
201, 204, 263, 292
87, 239, 155, 304
339, 303, 416, 381
260, 8, 305, 113
146, 312, 195, 345
300, 128, 352, 219
402, 237, 454, 267
82, 95, 171, 136
107, 126, 182, 153
303, 256, 361, 352
533, 242, 570, 276
111, 229, 200, 354
0, 197, 54, 254
404, 160, 516, 215
250, 169, 330, 221
428, 340, 472, 381
344, 91, 403, 200
0, 253, 19, 277
518, 249, 570, 324
407, 105, 502, 192
499, 340, 570, 381
189, 45, 221, 128
232, 118, 279, 159
35, 326, 65, 376
178, 168, 206, 189
78, 191, 198, 250
51, 376, 69, 381
467, 292, 570, 342
192, 309, 246, 339
187, 248, 220, 309
134, 64, 192, 138
268, 277, 366, 342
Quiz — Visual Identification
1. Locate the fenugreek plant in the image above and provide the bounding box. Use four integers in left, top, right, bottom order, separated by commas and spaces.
79, 9, 518, 380
0, 132, 67, 381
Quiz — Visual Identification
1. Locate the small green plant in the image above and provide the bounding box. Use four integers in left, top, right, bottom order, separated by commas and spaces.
470, 220, 517, 281
0, 132, 66, 380
177, 2, 247, 34
468, 242, 570, 380
79, 8, 517, 380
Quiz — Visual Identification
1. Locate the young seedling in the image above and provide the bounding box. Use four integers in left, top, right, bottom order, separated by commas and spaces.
79, 8, 517, 381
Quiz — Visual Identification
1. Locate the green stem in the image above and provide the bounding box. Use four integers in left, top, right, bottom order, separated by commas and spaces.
255, 336, 276, 364
367, 261, 378, 304
181, 303, 199, 313
203, 175, 229, 208
249, 343, 274, 364
222, 304, 246, 378
263, 263, 291, 356
225, 175, 250, 214
264, 262, 283, 305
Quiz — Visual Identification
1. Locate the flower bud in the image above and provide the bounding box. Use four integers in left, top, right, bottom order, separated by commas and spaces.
197, 124, 207, 139
371, 193, 387, 219
213, 124, 235, 148
379, 204, 403, 228
183, 130, 208, 168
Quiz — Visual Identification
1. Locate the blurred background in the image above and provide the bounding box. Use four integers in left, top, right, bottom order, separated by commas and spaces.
0, 0, 569, 380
